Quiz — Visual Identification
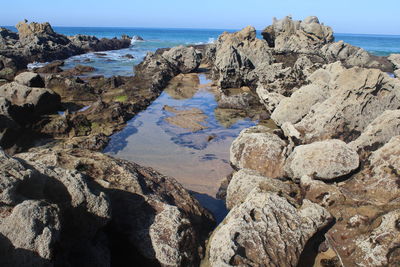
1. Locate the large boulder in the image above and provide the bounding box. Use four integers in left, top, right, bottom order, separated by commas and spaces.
16, 148, 215, 267
14, 72, 45, 87
230, 125, 288, 178
0, 82, 60, 115
285, 139, 359, 181
0, 148, 111, 266
262, 16, 334, 53
207, 187, 332, 266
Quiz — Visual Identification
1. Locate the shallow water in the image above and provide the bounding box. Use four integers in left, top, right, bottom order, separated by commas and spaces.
104, 74, 256, 220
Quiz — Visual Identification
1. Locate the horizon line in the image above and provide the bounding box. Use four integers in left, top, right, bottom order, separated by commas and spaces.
2, 25, 400, 37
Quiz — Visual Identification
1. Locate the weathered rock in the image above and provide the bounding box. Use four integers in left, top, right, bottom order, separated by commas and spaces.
256, 86, 286, 113
207, 188, 332, 266
16, 148, 215, 267
271, 83, 329, 126
0, 56, 17, 81
230, 125, 288, 178
212, 26, 274, 89
285, 139, 359, 181
353, 210, 400, 267
226, 168, 299, 210
388, 53, 400, 70
343, 135, 400, 205
33, 60, 64, 74
0, 82, 60, 115
349, 109, 400, 157
14, 72, 45, 87
162, 46, 201, 74
294, 67, 400, 143
320, 40, 390, 70
262, 16, 334, 53
0, 147, 112, 266
0, 200, 61, 267
217, 91, 259, 110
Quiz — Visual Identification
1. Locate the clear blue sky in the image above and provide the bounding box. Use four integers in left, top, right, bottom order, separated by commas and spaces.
1, 0, 399, 35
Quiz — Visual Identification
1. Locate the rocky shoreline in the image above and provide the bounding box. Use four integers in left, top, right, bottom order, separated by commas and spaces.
1, 16, 400, 266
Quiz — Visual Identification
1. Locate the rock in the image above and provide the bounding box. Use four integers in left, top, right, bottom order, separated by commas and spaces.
0, 147, 112, 266
61, 64, 96, 76
294, 67, 400, 143
262, 16, 334, 53
388, 53, 400, 70
353, 210, 400, 267
226, 168, 299, 210
217, 91, 259, 110
0, 56, 17, 81
256, 86, 286, 113
207, 188, 332, 267
320, 40, 391, 70
285, 139, 359, 181
162, 45, 201, 74
343, 135, 400, 205
16, 148, 215, 266
33, 60, 64, 74
132, 35, 144, 41
14, 72, 45, 87
230, 125, 288, 178
211, 26, 274, 89
349, 110, 400, 157
0, 82, 61, 115
1, 21, 131, 72
271, 83, 329, 126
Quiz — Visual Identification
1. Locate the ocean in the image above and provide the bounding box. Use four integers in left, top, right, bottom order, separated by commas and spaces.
4, 26, 400, 77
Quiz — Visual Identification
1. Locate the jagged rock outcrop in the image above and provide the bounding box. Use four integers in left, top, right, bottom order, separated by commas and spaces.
135, 46, 202, 92
211, 26, 274, 89
0, 20, 131, 73
0, 56, 18, 81
15, 147, 215, 267
285, 139, 359, 181
262, 16, 334, 53
388, 53, 400, 77
230, 125, 288, 178
207, 187, 332, 266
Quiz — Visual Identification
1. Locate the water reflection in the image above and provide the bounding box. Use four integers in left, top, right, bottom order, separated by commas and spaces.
104, 74, 257, 199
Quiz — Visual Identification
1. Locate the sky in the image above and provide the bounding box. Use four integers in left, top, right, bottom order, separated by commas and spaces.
1, 0, 399, 35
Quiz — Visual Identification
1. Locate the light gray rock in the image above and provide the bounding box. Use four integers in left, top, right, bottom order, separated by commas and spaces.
212, 26, 274, 89
388, 53, 400, 70
208, 188, 332, 267
262, 16, 334, 53
14, 72, 45, 88
285, 139, 359, 181
295, 67, 400, 143
0, 200, 61, 260
349, 109, 400, 155
271, 83, 329, 126
353, 209, 400, 267
230, 125, 288, 178
162, 45, 202, 74
226, 168, 299, 210
256, 86, 286, 113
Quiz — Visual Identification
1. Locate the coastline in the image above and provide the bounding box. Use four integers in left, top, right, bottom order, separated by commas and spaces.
1, 15, 400, 266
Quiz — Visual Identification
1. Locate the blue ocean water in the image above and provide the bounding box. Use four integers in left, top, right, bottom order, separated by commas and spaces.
4, 26, 400, 76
